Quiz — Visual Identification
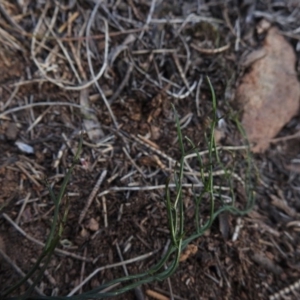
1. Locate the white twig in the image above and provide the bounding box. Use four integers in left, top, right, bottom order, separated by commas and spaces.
116, 242, 128, 276
184, 145, 250, 160
0, 102, 93, 118
102, 196, 108, 228
138, 0, 156, 40
26, 106, 52, 133
98, 183, 204, 195
44, 19, 82, 83
232, 217, 243, 242
2, 84, 19, 111
117, 203, 124, 222
123, 147, 146, 178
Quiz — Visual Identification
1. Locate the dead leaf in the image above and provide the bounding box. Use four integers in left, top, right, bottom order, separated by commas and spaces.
179, 244, 198, 262
80, 227, 89, 238
236, 25, 300, 153
86, 217, 99, 232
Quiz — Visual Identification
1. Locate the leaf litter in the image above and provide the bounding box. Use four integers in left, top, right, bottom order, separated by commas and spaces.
0, 1, 300, 300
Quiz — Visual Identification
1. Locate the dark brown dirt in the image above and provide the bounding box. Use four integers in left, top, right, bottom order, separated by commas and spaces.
1, 1, 300, 300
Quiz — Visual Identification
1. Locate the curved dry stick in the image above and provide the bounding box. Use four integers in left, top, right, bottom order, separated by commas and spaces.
85, 4, 118, 128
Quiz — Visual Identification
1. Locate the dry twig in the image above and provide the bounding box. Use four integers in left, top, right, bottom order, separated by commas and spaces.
79, 170, 107, 224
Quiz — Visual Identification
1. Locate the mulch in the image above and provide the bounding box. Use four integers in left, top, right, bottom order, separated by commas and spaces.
0, 1, 300, 299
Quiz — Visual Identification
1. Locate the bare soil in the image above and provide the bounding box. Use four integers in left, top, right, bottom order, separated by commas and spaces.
1, 1, 300, 300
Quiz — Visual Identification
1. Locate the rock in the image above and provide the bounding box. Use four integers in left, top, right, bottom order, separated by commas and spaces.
235, 26, 300, 152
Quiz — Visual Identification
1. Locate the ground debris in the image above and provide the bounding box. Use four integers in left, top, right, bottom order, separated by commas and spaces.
252, 252, 283, 275
236, 25, 300, 153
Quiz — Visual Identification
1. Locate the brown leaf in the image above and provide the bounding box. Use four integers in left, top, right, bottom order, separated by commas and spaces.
179, 244, 198, 262
236, 25, 300, 153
